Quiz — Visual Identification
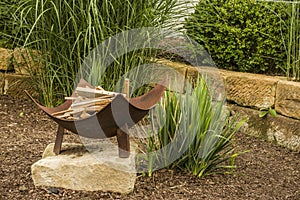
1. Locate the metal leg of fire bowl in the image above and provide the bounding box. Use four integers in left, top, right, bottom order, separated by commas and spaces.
53, 125, 64, 155
117, 124, 130, 158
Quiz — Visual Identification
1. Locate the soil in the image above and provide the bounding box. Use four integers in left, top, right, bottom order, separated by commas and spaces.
1, 95, 300, 200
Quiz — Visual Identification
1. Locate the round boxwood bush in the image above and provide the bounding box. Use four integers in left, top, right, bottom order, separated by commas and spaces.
185, 0, 289, 74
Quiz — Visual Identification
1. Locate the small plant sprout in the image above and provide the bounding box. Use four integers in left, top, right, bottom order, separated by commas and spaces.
259, 107, 277, 118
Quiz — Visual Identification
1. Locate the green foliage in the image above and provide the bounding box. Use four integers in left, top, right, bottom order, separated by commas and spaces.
0, 0, 20, 48
185, 0, 289, 74
281, 1, 300, 81
7, 0, 183, 106
259, 107, 277, 118
140, 77, 245, 177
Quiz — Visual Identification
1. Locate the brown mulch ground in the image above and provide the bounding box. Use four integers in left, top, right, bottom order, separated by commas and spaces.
1, 95, 299, 200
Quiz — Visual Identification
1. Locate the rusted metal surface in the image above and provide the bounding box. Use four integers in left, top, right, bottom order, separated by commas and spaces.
26, 79, 166, 158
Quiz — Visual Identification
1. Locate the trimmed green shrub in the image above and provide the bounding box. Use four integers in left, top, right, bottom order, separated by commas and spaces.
185, 0, 289, 74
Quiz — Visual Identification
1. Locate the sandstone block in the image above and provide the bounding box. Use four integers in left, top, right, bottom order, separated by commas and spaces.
4, 74, 36, 98
275, 80, 300, 119
157, 59, 226, 99
187, 66, 226, 100
229, 105, 300, 152
225, 72, 278, 108
156, 59, 188, 75
31, 141, 137, 193
0, 48, 13, 71
13, 48, 43, 75
156, 59, 188, 91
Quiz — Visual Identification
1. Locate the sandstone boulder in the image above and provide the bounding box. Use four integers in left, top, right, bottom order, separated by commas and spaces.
32, 141, 137, 193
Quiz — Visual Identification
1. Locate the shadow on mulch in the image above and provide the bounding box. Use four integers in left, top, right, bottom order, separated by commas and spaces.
0, 95, 299, 200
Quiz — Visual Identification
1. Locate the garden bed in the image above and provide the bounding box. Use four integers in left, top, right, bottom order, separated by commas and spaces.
1, 95, 299, 199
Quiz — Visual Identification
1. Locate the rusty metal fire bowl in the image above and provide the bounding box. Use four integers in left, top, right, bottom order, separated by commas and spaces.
26, 79, 165, 158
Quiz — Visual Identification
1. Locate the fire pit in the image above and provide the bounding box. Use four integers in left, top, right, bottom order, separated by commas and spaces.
26, 79, 166, 158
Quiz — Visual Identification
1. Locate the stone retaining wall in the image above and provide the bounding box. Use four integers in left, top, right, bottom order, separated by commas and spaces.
157, 59, 300, 120
158, 59, 300, 151
223, 71, 300, 120
223, 70, 300, 151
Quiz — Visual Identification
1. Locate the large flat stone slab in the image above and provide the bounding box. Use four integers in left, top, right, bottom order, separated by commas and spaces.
32, 141, 137, 193
275, 80, 300, 119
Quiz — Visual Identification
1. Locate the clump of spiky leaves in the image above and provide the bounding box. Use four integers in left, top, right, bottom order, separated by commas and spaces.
8, 0, 188, 106
137, 76, 244, 177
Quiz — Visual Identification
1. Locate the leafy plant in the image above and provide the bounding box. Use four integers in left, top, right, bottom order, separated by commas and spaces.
185, 0, 289, 75
259, 107, 277, 118
137, 76, 245, 177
